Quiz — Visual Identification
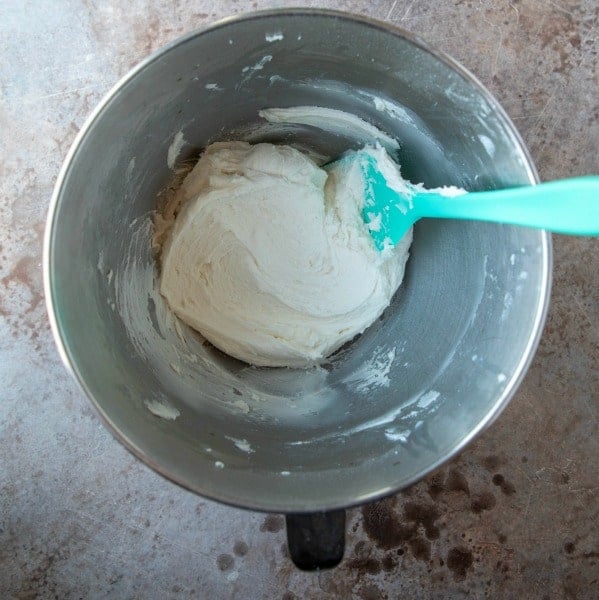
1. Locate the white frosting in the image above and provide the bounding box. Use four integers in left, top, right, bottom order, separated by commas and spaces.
160, 141, 412, 367
259, 106, 400, 154
167, 130, 186, 169
144, 398, 180, 420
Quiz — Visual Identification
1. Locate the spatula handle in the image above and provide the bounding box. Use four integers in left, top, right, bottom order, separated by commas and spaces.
416, 176, 599, 235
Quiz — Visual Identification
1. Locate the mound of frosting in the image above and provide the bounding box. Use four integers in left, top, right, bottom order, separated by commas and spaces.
160, 141, 412, 367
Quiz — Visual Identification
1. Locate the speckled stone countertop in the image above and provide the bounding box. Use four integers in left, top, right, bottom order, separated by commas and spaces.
1, 1, 597, 598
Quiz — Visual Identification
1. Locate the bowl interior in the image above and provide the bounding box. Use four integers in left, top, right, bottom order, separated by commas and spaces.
47, 11, 549, 512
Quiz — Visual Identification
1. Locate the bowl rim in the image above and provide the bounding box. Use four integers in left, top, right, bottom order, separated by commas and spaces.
44, 7, 552, 513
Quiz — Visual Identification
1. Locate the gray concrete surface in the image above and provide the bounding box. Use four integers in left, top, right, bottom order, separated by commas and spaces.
1, 0, 597, 598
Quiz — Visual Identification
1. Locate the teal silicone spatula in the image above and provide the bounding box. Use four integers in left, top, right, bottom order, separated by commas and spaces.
330, 149, 599, 251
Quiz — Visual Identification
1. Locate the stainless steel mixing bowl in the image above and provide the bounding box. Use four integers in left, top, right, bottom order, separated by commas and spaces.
44, 9, 551, 568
